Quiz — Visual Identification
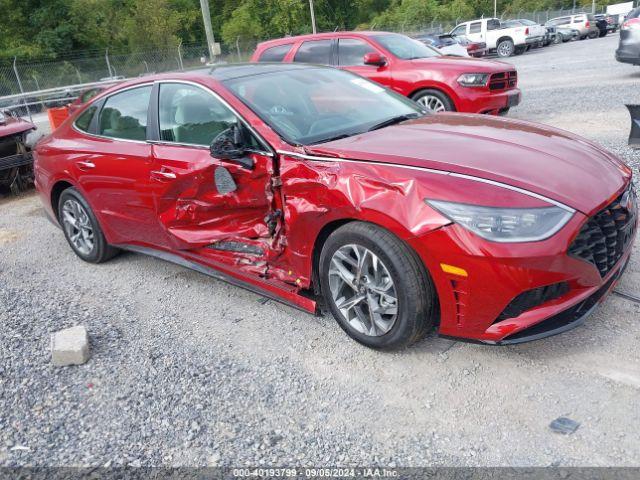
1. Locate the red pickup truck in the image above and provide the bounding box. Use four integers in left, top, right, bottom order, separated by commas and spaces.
251, 31, 520, 115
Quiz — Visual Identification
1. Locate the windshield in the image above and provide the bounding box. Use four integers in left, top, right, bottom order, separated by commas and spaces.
224, 67, 424, 145
371, 33, 442, 59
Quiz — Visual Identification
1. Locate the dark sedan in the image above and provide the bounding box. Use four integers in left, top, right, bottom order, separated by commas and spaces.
616, 7, 640, 65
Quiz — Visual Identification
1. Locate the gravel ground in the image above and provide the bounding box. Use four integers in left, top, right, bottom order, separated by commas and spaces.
1, 33, 640, 468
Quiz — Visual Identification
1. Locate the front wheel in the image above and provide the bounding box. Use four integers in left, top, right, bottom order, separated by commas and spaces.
411, 89, 454, 113
319, 222, 436, 349
497, 39, 515, 57
58, 188, 119, 263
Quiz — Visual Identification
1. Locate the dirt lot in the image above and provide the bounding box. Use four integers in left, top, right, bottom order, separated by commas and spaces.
1, 34, 639, 468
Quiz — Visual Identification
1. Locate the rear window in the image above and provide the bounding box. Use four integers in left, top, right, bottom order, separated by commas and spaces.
74, 105, 97, 132
258, 44, 292, 62
293, 40, 332, 64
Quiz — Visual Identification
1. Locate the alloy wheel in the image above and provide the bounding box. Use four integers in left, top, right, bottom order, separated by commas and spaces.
328, 244, 398, 337
62, 199, 95, 256
497, 42, 513, 57
416, 95, 446, 113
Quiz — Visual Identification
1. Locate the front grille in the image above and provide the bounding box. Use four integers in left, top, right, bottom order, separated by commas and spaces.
489, 71, 517, 91
568, 185, 637, 277
496, 282, 570, 322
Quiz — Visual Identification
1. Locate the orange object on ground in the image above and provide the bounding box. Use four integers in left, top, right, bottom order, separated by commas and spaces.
47, 107, 70, 130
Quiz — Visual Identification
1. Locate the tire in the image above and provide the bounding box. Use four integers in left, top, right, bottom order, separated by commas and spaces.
496, 39, 515, 57
58, 187, 119, 263
588, 30, 599, 39
599, 30, 607, 37
514, 46, 526, 55
553, 34, 562, 45
410, 89, 455, 113
319, 222, 436, 350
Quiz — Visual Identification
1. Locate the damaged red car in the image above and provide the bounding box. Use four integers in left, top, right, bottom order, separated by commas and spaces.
34, 64, 637, 349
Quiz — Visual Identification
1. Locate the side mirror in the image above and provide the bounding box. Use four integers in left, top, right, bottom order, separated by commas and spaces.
210, 124, 254, 169
363, 52, 387, 67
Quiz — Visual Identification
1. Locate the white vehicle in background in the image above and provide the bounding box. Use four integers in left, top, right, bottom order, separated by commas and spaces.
504, 19, 548, 47
451, 17, 541, 57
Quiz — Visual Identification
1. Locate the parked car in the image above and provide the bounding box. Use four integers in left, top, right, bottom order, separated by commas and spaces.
0, 109, 36, 194
503, 19, 548, 47
251, 32, 520, 115
33, 64, 637, 348
453, 35, 488, 57
595, 13, 619, 33
450, 17, 542, 57
616, 7, 640, 65
556, 26, 581, 41
415, 34, 469, 56
546, 13, 599, 39
593, 14, 609, 37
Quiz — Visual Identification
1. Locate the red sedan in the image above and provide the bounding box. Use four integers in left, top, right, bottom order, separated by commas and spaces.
34, 64, 637, 349
251, 32, 519, 115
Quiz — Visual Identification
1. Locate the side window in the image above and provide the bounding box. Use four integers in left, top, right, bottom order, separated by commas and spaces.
469, 22, 482, 33
337, 38, 374, 66
98, 86, 151, 141
158, 83, 237, 146
451, 25, 467, 35
258, 44, 292, 62
487, 19, 501, 30
75, 105, 98, 133
556, 17, 571, 25
293, 40, 332, 64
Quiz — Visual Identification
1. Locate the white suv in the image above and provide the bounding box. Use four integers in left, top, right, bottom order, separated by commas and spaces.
547, 14, 600, 39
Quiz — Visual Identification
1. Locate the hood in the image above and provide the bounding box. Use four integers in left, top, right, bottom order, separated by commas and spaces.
412, 56, 514, 72
305, 114, 631, 215
0, 114, 36, 138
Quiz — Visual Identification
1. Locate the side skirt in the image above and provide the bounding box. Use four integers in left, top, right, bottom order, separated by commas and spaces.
115, 243, 317, 314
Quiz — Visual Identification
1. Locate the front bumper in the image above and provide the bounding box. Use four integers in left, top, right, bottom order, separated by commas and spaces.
456, 87, 521, 114
408, 198, 638, 345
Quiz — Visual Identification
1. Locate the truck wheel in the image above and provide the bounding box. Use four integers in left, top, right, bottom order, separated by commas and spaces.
319, 222, 435, 350
58, 188, 119, 263
411, 89, 454, 113
497, 39, 515, 57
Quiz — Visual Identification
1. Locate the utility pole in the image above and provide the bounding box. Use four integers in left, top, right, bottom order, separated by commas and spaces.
199, 0, 216, 62
494, 0, 497, 18
591, 0, 596, 13
309, 0, 317, 34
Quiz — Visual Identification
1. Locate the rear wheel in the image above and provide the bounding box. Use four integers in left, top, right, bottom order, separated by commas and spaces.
319, 222, 435, 350
514, 46, 526, 55
497, 39, 515, 57
553, 34, 562, 44
588, 30, 599, 39
58, 188, 119, 263
411, 89, 454, 113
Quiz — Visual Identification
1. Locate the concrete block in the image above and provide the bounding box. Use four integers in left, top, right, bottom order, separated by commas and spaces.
51, 325, 90, 367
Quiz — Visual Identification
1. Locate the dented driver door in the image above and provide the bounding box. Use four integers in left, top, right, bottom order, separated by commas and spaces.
147, 82, 277, 259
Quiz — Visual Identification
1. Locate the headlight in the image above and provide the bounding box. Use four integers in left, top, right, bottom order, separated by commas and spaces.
426, 200, 574, 242
457, 73, 489, 87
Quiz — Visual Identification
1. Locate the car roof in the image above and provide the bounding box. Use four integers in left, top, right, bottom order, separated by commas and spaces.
256, 31, 392, 49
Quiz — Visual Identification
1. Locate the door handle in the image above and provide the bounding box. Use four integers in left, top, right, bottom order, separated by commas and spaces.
76, 161, 95, 171
150, 169, 177, 181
